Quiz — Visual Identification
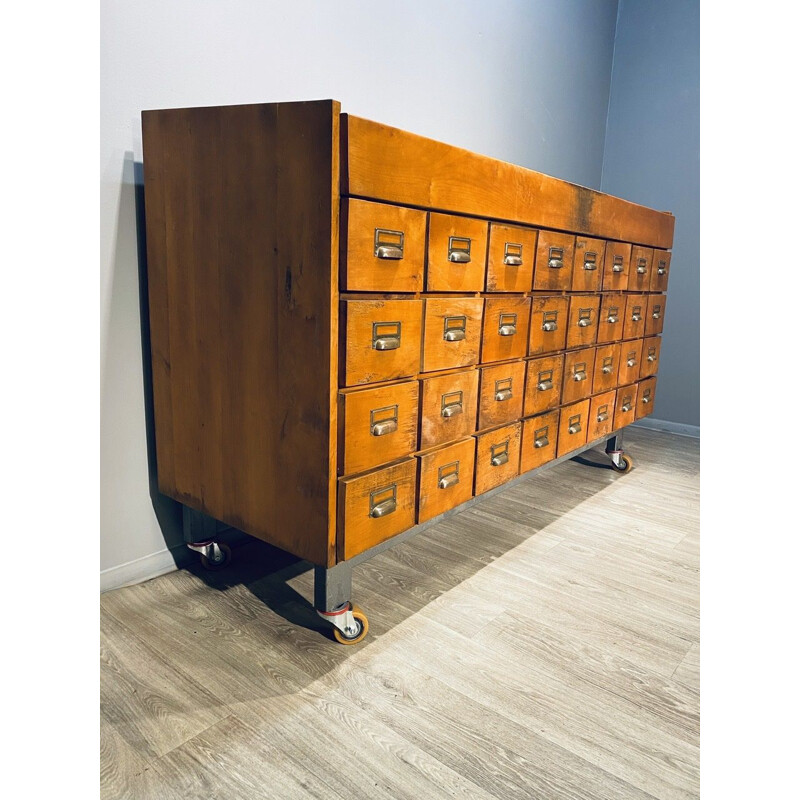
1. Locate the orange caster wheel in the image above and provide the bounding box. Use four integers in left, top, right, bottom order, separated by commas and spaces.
611, 454, 634, 473
322, 602, 369, 645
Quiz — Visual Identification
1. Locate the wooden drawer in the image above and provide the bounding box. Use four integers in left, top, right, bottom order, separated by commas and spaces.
419, 369, 479, 450
342, 198, 426, 292
528, 295, 569, 355
571, 236, 605, 292
650, 250, 671, 292
646, 294, 666, 336
533, 231, 575, 291
627, 245, 654, 292
478, 360, 525, 430
421, 297, 484, 373
520, 410, 559, 474
427, 213, 487, 292
640, 336, 661, 379
566, 295, 601, 350
486, 223, 538, 292
339, 459, 417, 560
416, 438, 475, 524
341, 380, 419, 475
474, 422, 521, 495
636, 377, 657, 419
618, 339, 644, 386
481, 296, 531, 363
592, 343, 621, 394
562, 347, 595, 404
557, 399, 590, 457
588, 391, 616, 442
603, 241, 631, 291
597, 293, 625, 343
614, 384, 638, 430
523, 354, 564, 416
623, 294, 647, 340
344, 299, 423, 386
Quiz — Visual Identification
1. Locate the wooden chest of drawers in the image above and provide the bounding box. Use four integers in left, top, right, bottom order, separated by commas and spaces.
142, 100, 673, 644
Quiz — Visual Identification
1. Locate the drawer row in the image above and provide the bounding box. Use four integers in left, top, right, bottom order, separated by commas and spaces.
339, 377, 657, 559
340, 337, 660, 476
344, 294, 665, 386
343, 198, 671, 294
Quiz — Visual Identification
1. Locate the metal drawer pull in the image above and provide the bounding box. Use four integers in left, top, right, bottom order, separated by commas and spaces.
548, 246, 564, 269
443, 315, 467, 342
498, 313, 517, 336
537, 378, 553, 391
495, 388, 513, 402
612, 256, 624, 273
583, 251, 598, 271
441, 390, 464, 418
370, 404, 399, 437
490, 440, 510, 467
438, 461, 460, 490
369, 484, 397, 518
448, 236, 472, 263
577, 308, 592, 328
647, 348, 657, 362
642, 392, 651, 404
601, 357, 614, 375
374, 228, 405, 260
657, 260, 667, 275
631, 307, 642, 323
534, 426, 549, 448
621, 398, 632, 412
568, 414, 582, 435
372, 321, 401, 351
627, 356, 637, 368
542, 311, 559, 332
370, 420, 397, 436
652, 306, 662, 320
607, 306, 619, 324
597, 405, 609, 423
637, 258, 648, 274
573, 364, 587, 381
504, 242, 523, 266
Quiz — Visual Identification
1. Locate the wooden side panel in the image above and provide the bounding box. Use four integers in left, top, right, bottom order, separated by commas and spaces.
343, 115, 675, 248
142, 100, 339, 566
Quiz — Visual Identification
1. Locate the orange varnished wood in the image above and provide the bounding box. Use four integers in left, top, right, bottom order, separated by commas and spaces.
592, 343, 621, 394
481, 296, 531, 363
627, 245, 654, 293
421, 297, 484, 373
486, 223, 538, 292
478, 360, 526, 430
636, 377, 658, 419
597, 293, 625, 344
603, 241, 632, 291
523, 354, 564, 416
341, 380, 419, 476
344, 299, 423, 386
640, 336, 662, 379
416, 437, 476, 524
426, 213, 488, 292
650, 249, 671, 293
533, 231, 575, 291
474, 422, 522, 495
419, 369, 479, 450
618, 339, 644, 386
588, 390, 617, 442
343, 115, 675, 248
566, 294, 601, 350
520, 410, 560, 473
623, 294, 647, 340
342, 198, 426, 292
557, 399, 590, 457
562, 347, 596, 404
646, 294, 666, 336
571, 236, 605, 292
528, 295, 569, 355
614, 384, 639, 430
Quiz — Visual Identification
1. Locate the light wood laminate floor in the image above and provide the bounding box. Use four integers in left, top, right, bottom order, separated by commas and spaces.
101, 427, 699, 799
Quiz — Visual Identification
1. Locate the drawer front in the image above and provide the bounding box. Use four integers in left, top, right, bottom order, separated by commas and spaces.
520, 410, 560, 473
562, 347, 595, 404
475, 422, 521, 495
636, 377, 657, 419
343, 198, 426, 292
646, 294, 666, 336
650, 249, 671, 292
566, 294, 601, 350
417, 437, 476, 524
427, 213, 488, 292
339, 459, 417, 560
344, 299, 423, 386
571, 236, 605, 292
533, 231, 575, 291
623, 294, 647, 340
481, 296, 531, 363
419, 369, 479, 450
618, 339, 644, 386
592, 343, 621, 394
422, 297, 484, 373
524, 354, 564, 416
640, 336, 661, 379
603, 241, 631, 291
597, 293, 625, 343
557, 399, 590, 457
588, 390, 616, 442
627, 245, 654, 292
614, 384, 638, 430
478, 360, 526, 430
342, 380, 419, 476
529, 295, 569, 355
486, 223, 538, 292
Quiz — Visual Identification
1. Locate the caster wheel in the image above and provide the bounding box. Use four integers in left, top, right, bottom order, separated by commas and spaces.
332, 603, 369, 645
200, 543, 232, 570
611, 454, 634, 473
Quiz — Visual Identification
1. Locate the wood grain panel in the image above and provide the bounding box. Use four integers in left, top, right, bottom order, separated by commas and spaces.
650, 250, 672, 293
597, 293, 625, 344
637, 377, 658, 420
426, 213, 487, 291
422, 297, 484, 373
623, 294, 647, 340
571, 236, 605, 292
603, 241, 632, 291
627, 246, 654, 293
419, 369, 479, 450
474, 422, 521, 495
614, 384, 639, 430
343, 115, 675, 248
533, 231, 575, 291
520, 410, 560, 473
646, 295, 666, 336
562, 348, 596, 405
557, 399, 590, 457
481, 296, 531, 363
486, 223, 538, 292
640, 336, 662, 379
618, 339, 644, 386
528, 296, 569, 355
566, 294, 601, 350
416, 438, 476, 524
588, 391, 616, 442
478, 361, 526, 430
523, 354, 564, 416
592, 343, 621, 394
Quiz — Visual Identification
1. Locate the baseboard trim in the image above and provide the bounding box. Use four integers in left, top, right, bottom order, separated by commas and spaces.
632, 417, 700, 439
100, 547, 179, 593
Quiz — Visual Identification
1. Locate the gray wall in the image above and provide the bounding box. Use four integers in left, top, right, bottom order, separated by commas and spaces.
101, 0, 620, 581
601, 0, 700, 428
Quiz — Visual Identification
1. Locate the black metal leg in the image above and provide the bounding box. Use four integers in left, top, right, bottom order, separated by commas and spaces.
182, 505, 217, 544
605, 429, 624, 456
314, 561, 353, 612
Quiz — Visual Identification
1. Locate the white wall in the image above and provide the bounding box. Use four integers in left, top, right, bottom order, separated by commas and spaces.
101, 0, 620, 582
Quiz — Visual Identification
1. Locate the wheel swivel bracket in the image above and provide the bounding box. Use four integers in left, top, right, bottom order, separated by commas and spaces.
317, 603, 360, 638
